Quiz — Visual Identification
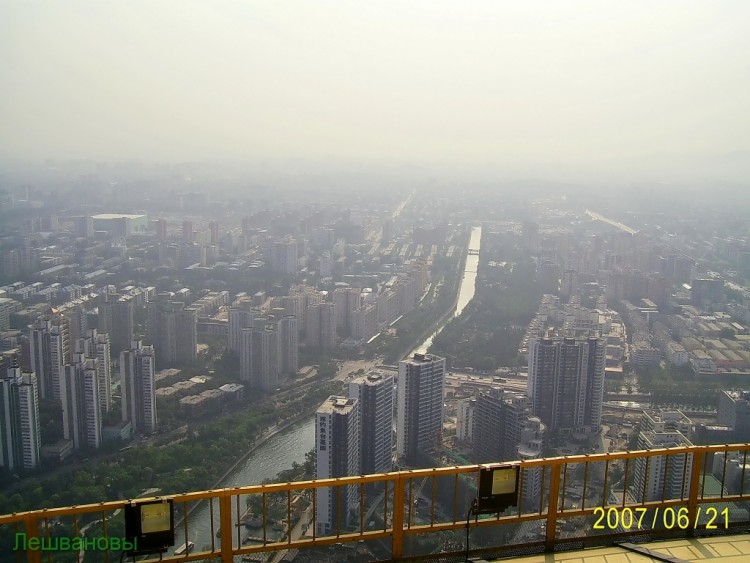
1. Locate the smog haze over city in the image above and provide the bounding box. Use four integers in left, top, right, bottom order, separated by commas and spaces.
1, 2, 750, 562
2, 0, 750, 183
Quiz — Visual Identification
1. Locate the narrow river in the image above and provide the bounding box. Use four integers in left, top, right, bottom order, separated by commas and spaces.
411, 225, 481, 354
174, 225, 481, 553
173, 418, 315, 552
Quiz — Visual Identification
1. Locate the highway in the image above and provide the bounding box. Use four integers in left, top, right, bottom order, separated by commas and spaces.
585, 210, 638, 235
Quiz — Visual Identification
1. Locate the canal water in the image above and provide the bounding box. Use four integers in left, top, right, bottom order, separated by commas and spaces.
173, 418, 315, 552
412, 225, 481, 354
175, 225, 482, 553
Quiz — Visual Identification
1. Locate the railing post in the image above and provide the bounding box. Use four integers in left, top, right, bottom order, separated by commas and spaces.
545, 462, 561, 552
392, 474, 406, 560
686, 449, 704, 538
219, 492, 234, 563
21, 514, 41, 563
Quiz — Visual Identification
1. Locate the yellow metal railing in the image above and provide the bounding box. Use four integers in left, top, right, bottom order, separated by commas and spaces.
3, 444, 750, 562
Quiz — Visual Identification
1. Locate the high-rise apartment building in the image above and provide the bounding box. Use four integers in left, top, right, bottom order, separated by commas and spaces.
208, 221, 220, 245
305, 304, 321, 348
62, 305, 87, 359
147, 300, 197, 366
640, 409, 693, 439
0, 365, 41, 471
517, 416, 547, 511
120, 341, 157, 435
304, 302, 336, 350
74, 216, 94, 238
155, 218, 167, 241
99, 297, 134, 358
228, 302, 255, 355
239, 327, 253, 384
315, 396, 360, 536
472, 388, 531, 463
456, 398, 475, 444
333, 288, 360, 336
527, 336, 605, 434
240, 321, 281, 392
182, 220, 193, 241
250, 324, 280, 392
396, 353, 445, 466
91, 330, 112, 413
279, 315, 299, 376
349, 371, 393, 475
272, 237, 298, 275
633, 430, 693, 503
61, 361, 101, 449
320, 303, 336, 350
718, 390, 750, 442
74, 330, 112, 413
29, 318, 69, 400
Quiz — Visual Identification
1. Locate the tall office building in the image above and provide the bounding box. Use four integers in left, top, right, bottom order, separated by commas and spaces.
396, 353, 446, 466
61, 361, 101, 449
472, 388, 531, 463
29, 318, 69, 400
633, 430, 693, 502
349, 371, 394, 475
315, 396, 360, 536
279, 315, 299, 375
527, 336, 605, 434
120, 341, 157, 435
0, 365, 41, 471
99, 297, 134, 358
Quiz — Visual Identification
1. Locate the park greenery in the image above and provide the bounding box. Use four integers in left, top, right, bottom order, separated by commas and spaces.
0, 379, 343, 518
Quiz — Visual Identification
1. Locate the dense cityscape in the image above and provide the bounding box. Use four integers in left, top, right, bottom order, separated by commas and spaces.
1, 172, 750, 559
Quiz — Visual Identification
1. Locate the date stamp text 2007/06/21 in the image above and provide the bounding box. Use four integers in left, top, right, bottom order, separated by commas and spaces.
593, 506, 729, 531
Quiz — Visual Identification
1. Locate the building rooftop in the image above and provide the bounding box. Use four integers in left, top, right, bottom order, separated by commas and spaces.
317, 395, 357, 414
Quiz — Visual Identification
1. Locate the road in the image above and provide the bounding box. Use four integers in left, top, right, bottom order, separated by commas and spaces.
333, 358, 383, 383
585, 210, 638, 235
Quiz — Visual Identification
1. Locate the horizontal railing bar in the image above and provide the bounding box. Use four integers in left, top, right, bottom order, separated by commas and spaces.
3, 444, 750, 530
235, 530, 393, 554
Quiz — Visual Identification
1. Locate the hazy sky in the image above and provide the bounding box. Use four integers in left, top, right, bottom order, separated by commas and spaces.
2, 1, 749, 168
